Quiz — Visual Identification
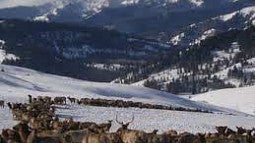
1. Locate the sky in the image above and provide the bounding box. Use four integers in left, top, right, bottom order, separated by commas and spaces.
0, 0, 51, 8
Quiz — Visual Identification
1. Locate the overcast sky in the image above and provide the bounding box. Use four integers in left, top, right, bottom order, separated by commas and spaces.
0, 0, 51, 8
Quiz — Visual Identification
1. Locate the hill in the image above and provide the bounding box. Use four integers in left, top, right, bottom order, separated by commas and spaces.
192, 86, 255, 115
0, 64, 255, 133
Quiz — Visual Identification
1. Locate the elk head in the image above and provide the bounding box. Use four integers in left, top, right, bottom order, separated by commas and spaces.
115, 114, 134, 131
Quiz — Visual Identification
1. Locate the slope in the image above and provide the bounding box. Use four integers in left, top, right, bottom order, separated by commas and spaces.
192, 86, 255, 115
0, 64, 235, 113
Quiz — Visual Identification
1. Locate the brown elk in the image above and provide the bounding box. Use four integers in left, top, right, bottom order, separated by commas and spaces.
65, 129, 91, 143
215, 126, 228, 135
0, 135, 6, 143
0, 100, 4, 108
26, 130, 63, 143
82, 133, 123, 143
115, 114, 150, 143
13, 121, 31, 143
97, 120, 113, 133
1, 128, 22, 143
236, 126, 247, 135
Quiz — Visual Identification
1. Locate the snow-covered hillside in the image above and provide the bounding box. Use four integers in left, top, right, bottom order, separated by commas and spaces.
0, 64, 238, 113
192, 86, 255, 115
170, 5, 255, 46
0, 64, 255, 133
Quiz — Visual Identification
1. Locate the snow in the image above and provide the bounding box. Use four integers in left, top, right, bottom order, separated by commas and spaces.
212, 42, 241, 62
86, 63, 124, 71
0, 64, 237, 112
0, 40, 19, 64
218, 6, 255, 22
219, 12, 238, 22
170, 33, 185, 46
34, 15, 50, 22
189, 0, 204, 7
121, 0, 139, 5
0, 64, 255, 133
212, 55, 255, 87
57, 104, 255, 134
192, 28, 216, 45
192, 86, 255, 115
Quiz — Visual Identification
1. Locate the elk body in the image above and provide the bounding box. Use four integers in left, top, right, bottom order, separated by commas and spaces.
13, 121, 31, 143
82, 133, 123, 143
26, 130, 63, 143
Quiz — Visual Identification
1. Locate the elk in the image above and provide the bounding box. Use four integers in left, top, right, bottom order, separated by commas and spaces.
27, 95, 32, 103
13, 121, 31, 143
115, 114, 134, 131
1, 128, 22, 143
65, 129, 91, 143
54, 97, 66, 104
26, 130, 63, 143
150, 129, 158, 134
67, 97, 76, 104
98, 120, 113, 133
236, 126, 246, 135
115, 114, 150, 143
0, 135, 6, 143
0, 100, 4, 108
215, 126, 228, 135
7, 102, 12, 109
82, 133, 123, 143
224, 128, 236, 136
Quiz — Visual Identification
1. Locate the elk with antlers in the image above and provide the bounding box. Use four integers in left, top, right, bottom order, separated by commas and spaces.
115, 114, 149, 143
115, 114, 134, 131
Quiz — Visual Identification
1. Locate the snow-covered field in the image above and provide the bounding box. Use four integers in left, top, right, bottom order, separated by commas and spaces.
0, 64, 255, 133
192, 86, 255, 116
56, 104, 255, 134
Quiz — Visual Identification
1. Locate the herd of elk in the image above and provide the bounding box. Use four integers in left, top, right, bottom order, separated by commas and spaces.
0, 95, 255, 143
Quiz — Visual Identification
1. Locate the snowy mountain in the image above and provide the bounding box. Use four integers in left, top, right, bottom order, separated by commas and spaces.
0, 0, 254, 33
0, 0, 254, 47
0, 64, 255, 133
170, 5, 255, 46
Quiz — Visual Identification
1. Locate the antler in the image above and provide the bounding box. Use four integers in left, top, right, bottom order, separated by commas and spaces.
115, 114, 134, 125
115, 114, 123, 125
126, 114, 134, 124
